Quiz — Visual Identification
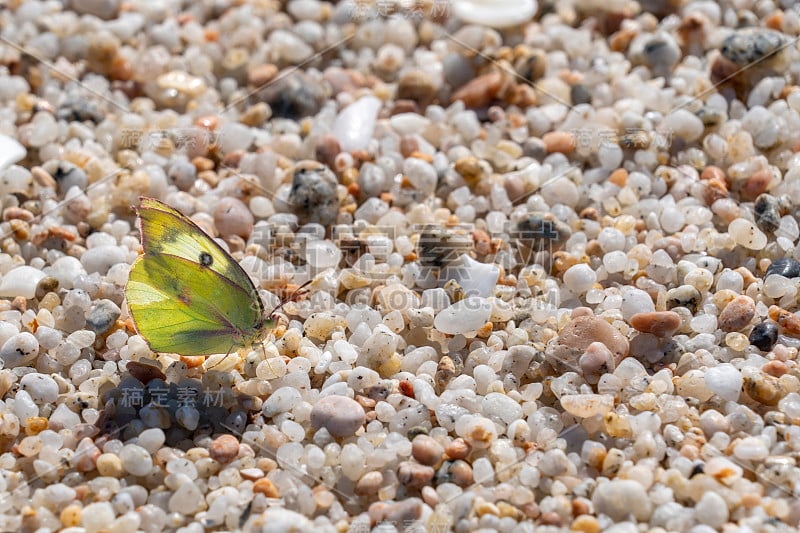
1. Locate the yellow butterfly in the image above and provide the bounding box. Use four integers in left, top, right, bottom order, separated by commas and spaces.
125, 197, 275, 356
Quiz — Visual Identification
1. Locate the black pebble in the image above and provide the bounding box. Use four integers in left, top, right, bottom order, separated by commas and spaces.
765, 258, 800, 279
749, 322, 779, 352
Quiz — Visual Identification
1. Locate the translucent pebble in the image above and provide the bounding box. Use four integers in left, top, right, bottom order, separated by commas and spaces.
603, 251, 628, 273
732, 436, 769, 461
13, 390, 38, 422
120, 444, 153, 476
620, 287, 655, 320
175, 406, 199, 431
690, 314, 717, 334
262, 387, 302, 417
563, 264, 597, 294
82, 502, 116, 533
694, 491, 729, 529
660, 207, 686, 233
137, 428, 165, 453
728, 218, 767, 250
81, 245, 127, 274
764, 274, 792, 298
434, 297, 492, 335
340, 442, 366, 480
49, 403, 80, 428
0, 332, 39, 368
560, 394, 615, 418
0, 266, 46, 299
481, 393, 523, 424
598, 228, 626, 252
19, 373, 58, 404
332, 96, 381, 152
35, 326, 61, 350
67, 330, 95, 349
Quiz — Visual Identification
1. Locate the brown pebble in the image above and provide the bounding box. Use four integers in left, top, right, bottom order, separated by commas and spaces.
399, 135, 419, 158
124, 360, 165, 384
451, 71, 504, 109
769, 305, 800, 336
542, 131, 577, 154
397, 70, 436, 108
355, 471, 384, 496
411, 435, 444, 467
539, 512, 562, 526
450, 459, 474, 487
557, 316, 629, 360
390, 99, 420, 115
3, 207, 34, 222
718, 295, 756, 332
253, 478, 279, 498
214, 197, 254, 239
209, 434, 240, 464
396, 461, 434, 488
763, 360, 788, 378
741, 169, 773, 201
248, 64, 278, 87
744, 371, 787, 406
369, 499, 423, 525
630, 311, 681, 337
445, 437, 471, 460
314, 134, 340, 170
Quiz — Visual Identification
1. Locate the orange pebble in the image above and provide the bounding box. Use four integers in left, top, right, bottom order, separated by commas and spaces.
769, 305, 800, 336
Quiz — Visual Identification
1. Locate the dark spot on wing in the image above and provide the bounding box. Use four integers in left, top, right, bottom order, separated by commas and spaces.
199, 252, 213, 266
179, 286, 192, 305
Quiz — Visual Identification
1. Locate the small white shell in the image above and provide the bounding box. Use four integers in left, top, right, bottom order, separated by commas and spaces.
453, 0, 538, 29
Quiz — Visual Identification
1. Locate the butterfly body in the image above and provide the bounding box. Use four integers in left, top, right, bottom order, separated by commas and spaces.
125, 197, 272, 356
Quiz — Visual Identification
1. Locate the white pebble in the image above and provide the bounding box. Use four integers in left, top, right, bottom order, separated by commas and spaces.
0, 266, 46, 299
728, 218, 767, 250
434, 297, 492, 335
563, 264, 597, 294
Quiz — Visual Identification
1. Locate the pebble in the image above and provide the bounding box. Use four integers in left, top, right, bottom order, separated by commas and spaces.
630, 311, 681, 337
561, 394, 614, 418
411, 434, 444, 466
434, 297, 493, 335
766, 258, 800, 279
704, 363, 742, 402
0, 135, 26, 171
592, 479, 652, 521
749, 322, 779, 351
718, 295, 756, 332
120, 444, 153, 476
208, 435, 240, 464
694, 491, 729, 529
213, 197, 253, 239
332, 96, 382, 152
310, 395, 366, 437
729, 218, 768, 250
288, 161, 339, 226
557, 315, 629, 360
85, 299, 121, 335
453, 0, 538, 28
720, 28, 787, 66
397, 461, 435, 488
0, 266, 47, 299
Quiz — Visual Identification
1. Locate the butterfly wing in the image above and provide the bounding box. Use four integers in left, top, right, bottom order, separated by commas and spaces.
135, 197, 265, 318
126, 253, 266, 355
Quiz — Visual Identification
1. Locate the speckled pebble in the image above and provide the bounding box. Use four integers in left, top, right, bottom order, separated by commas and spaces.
310, 395, 366, 437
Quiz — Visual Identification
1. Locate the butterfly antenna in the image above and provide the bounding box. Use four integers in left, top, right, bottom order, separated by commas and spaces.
268, 278, 314, 319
